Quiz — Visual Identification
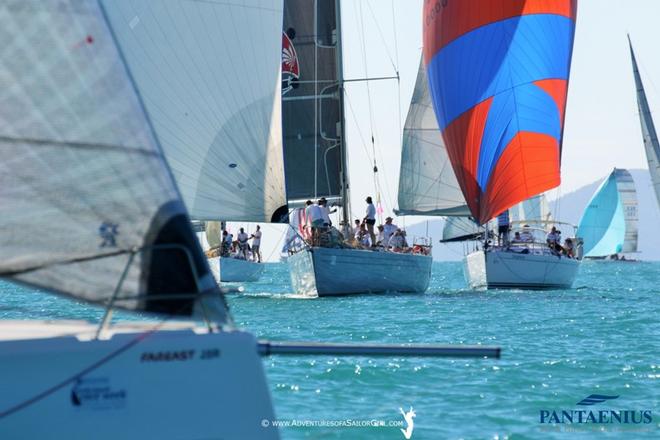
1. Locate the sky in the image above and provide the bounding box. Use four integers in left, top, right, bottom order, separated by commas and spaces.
235, 0, 660, 262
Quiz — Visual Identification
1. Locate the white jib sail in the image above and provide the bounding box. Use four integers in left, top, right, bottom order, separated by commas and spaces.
396, 57, 469, 216
103, 0, 287, 222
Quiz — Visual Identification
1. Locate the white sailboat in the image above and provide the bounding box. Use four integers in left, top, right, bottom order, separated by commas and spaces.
629, 36, 660, 209
284, 0, 432, 297
0, 1, 276, 437
423, 1, 582, 290
197, 222, 265, 282
103, 0, 289, 283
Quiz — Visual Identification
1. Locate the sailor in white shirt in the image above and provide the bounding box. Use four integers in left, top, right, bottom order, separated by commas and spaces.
305, 200, 324, 245
250, 225, 262, 263
520, 225, 533, 243
318, 197, 335, 228
376, 224, 385, 246
363, 196, 377, 246
350, 219, 361, 241
237, 227, 249, 259
388, 229, 404, 250
382, 216, 398, 247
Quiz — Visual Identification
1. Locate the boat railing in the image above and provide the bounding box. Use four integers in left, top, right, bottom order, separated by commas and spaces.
95, 243, 225, 339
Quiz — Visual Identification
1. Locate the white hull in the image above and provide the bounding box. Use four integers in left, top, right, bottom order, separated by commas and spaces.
288, 247, 432, 297
0, 321, 278, 439
465, 250, 580, 290
208, 256, 264, 282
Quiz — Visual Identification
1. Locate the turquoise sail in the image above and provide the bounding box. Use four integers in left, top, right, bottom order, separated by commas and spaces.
577, 171, 625, 257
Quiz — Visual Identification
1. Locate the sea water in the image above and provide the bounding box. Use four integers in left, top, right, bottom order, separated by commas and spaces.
1, 261, 658, 439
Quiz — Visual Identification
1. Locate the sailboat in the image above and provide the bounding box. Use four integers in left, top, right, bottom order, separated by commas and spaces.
102, 0, 290, 283
0, 2, 501, 437
577, 168, 638, 260
283, 0, 432, 296
200, 221, 264, 282
629, 36, 660, 210
424, 0, 582, 290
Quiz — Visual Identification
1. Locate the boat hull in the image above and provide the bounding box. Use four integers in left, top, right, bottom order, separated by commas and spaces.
208, 257, 264, 282
288, 247, 432, 297
0, 324, 278, 439
464, 250, 580, 290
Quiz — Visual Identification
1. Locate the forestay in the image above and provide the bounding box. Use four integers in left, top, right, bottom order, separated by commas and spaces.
396, 58, 470, 217
576, 171, 625, 257
103, 0, 287, 222
629, 37, 660, 211
0, 0, 225, 319
424, 0, 578, 224
281, 0, 344, 203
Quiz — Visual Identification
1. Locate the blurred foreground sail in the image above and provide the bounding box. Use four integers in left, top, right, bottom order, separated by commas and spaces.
0, 0, 223, 318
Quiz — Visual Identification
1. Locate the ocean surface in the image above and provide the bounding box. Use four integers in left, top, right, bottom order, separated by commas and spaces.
1, 261, 659, 439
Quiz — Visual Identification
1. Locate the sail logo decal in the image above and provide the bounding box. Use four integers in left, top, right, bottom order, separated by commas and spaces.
282, 29, 299, 95
576, 394, 619, 406
98, 221, 119, 247
71, 378, 126, 410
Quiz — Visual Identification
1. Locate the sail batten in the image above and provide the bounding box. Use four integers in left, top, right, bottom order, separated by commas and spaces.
103, 0, 287, 223
423, 1, 577, 224
396, 58, 470, 217
0, 0, 225, 319
629, 37, 660, 210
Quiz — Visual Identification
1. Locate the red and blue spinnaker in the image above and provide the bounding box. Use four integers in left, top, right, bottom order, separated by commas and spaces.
423, 1, 577, 224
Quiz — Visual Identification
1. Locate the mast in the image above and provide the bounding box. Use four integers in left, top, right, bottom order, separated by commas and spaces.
335, 0, 351, 233
628, 35, 660, 209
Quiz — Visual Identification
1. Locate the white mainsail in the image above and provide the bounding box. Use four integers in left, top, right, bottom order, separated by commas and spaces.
0, 0, 224, 319
629, 36, 660, 210
103, 0, 287, 222
396, 57, 470, 216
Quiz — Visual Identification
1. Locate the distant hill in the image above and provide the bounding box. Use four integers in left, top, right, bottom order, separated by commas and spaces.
405, 169, 660, 261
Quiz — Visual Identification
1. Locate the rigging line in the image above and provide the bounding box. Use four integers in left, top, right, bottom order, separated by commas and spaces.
364, 0, 397, 73
357, 1, 385, 220
343, 91, 375, 167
